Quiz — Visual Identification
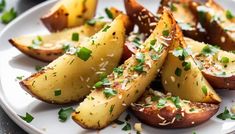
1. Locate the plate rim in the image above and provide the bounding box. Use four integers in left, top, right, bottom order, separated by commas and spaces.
0, 0, 57, 133
0, 0, 235, 134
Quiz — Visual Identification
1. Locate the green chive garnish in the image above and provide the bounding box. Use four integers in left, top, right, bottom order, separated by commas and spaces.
72, 33, 79, 41
76, 47, 92, 61
19, 113, 34, 123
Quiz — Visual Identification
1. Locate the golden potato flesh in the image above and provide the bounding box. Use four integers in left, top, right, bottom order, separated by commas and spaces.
41, 0, 98, 32
72, 9, 177, 129
20, 15, 126, 104
9, 22, 106, 62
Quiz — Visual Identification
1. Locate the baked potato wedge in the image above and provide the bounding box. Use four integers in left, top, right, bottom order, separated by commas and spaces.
106, 7, 134, 35
72, 9, 177, 129
41, 0, 97, 32
185, 37, 235, 90
9, 22, 106, 62
190, 0, 235, 51
20, 15, 127, 104
131, 89, 219, 128
124, 0, 158, 37
158, 0, 206, 41
161, 24, 221, 103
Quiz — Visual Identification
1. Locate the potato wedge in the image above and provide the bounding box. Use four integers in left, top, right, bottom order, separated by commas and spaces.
9, 22, 106, 62
107, 7, 134, 34
41, 0, 97, 32
131, 89, 219, 128
20, 15, 127, 104
124, 0, 158, 37
190, 0, 235, 51
158, 0, 206, 41
185, 37, 235, 90
161, 24, 221, 103
72, 9, 177, 129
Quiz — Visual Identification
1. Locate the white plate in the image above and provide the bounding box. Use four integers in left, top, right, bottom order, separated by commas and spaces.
0, 0, 235, 134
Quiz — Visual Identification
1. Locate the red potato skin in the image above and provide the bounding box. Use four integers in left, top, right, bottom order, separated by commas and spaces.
41, 5, 68, 32
131, 102, 219, 128
124, 0, 158, 37
189, 0, 235, 51
9, 39, 63, 62
158, 0, 207, 42
121, 41, 137, 62
202, 71, 235, 90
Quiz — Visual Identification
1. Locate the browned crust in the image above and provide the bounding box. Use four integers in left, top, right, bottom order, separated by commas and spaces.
131, 101, 219, 128
9, 39, 63, 62
203, 21, 235, 51
72, 113, 107, 130
41, 5, 68, 32
202, 71, 235, 90
19, 68, 83, 105
124, 0, 158, 37
108, 7, 134, 35
20, 80, 82, 105
189, 0, 235, 51
158, 0, 207, 41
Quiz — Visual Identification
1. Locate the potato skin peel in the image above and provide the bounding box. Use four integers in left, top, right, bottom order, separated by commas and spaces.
131, 98, 219, 128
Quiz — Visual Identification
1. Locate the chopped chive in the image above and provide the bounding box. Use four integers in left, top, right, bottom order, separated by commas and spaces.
19, 113, 34, 123
122, 122, 131, 131
150, 39, 157, 46
0, 0, 6, 12
175, 67, 182, 77
175, 114, 182, 120
150, 54, 159, 60
157, 98, 167, 108
151, 96, 159, 101
62, 43, 70, 52
16, 76, 24, 80
72, 33, 79, 41
162, 30, 169, 37
217, 107, 231, 120
133, 64, 144, 73
93, 81, 103, 88
169, 96, 181, 108
1, 7, 17, 24
220, 56, 229, 64
113, 67, 123, 76
170, 3, 177, 12
99, 72, 107, 80
58, 107, 74, 122
35, 65, 43, 71
135, 52, 145, 63
102, 25, 111, 32
103, 88, 117, 98
29, 36, 43, 49
189, 108, 195, 112
201, 86, 207, 95
201, 45, 218, 56
76, 47, 92, 61
109, 105, 115, 115
226, 10, 234, 19
182, 62, 191, 71
105, 8, 113, 19
173, 47, 192, 60
54, 89, 61, 96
